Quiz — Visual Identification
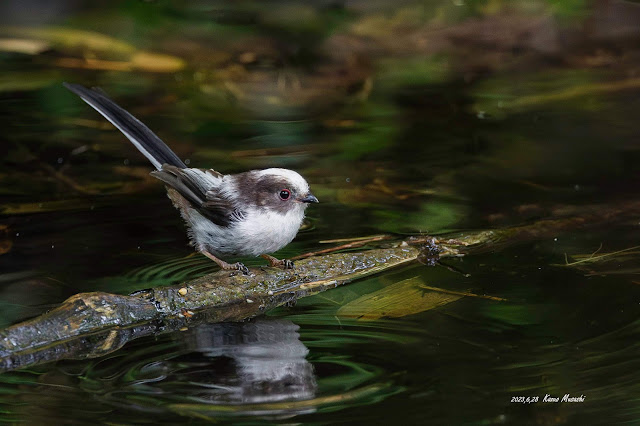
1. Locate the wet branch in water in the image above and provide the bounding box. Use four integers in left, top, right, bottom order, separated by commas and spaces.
1, 200, 639, 371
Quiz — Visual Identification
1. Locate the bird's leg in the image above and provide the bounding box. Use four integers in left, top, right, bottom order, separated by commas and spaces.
202, 251, 249, 275
261, 254, 294, 270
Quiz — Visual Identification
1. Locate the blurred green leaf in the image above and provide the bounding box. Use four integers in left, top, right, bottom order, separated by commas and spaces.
338, 276, 462, 320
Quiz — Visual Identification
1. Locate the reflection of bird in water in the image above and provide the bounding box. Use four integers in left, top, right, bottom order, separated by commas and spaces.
183, 318, 316, 407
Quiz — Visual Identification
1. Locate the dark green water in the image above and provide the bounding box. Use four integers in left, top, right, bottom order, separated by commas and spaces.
2, 0, 640, 424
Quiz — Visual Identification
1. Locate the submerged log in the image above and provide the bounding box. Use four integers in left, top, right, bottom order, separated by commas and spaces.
1, 199, 639, 371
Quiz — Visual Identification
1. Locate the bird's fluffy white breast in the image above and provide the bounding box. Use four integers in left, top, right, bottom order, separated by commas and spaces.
188, 205, 305, 256
233, 205, 306, 255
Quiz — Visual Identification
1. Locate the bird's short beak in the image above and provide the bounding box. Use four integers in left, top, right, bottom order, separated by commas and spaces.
300, 193, 319, 203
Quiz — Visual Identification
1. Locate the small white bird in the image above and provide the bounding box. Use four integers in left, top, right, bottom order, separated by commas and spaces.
64, 83, 318, 274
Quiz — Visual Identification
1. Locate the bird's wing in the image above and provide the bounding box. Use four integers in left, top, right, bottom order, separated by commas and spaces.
151, 165, 243, 227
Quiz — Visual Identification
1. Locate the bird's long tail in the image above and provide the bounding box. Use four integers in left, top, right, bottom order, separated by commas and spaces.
64, 83, 186, 170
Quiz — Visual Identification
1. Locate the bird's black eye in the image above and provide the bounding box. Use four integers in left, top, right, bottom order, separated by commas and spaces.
279, 189, 291, 200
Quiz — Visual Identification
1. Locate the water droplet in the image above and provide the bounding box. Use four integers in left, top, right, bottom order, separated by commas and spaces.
123, 159, 130, 165
185, 159, 191, 165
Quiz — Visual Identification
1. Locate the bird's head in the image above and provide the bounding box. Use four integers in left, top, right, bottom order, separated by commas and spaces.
236, 168, 318, 214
